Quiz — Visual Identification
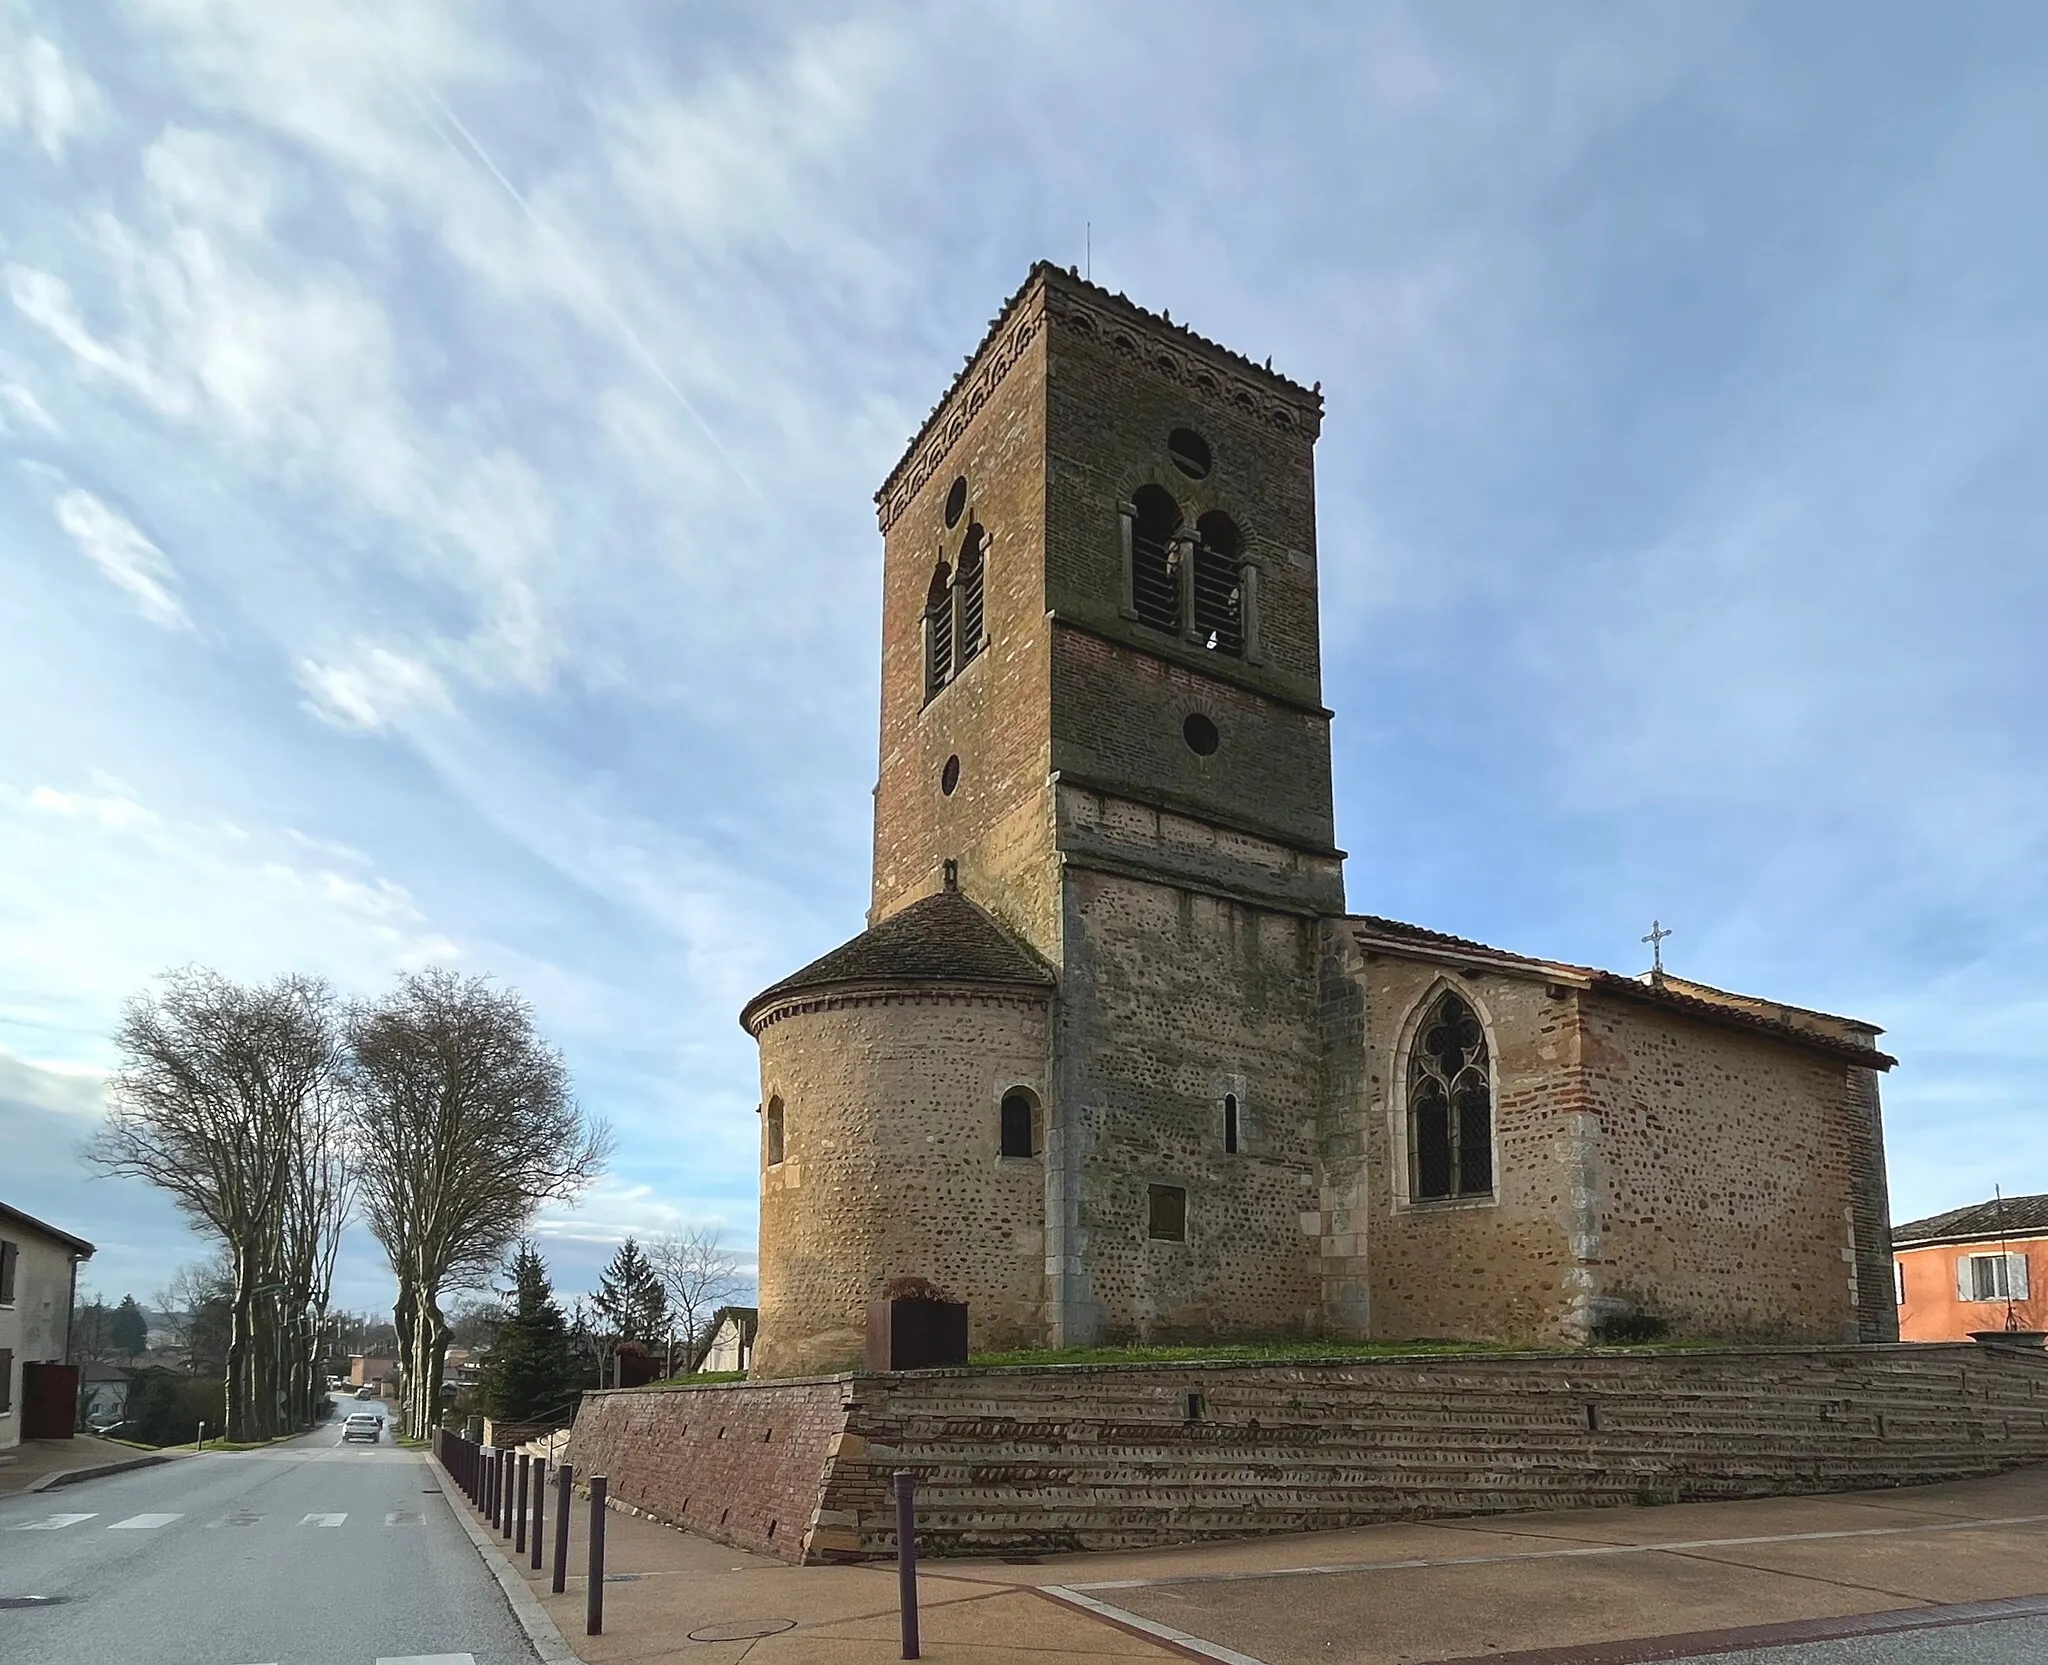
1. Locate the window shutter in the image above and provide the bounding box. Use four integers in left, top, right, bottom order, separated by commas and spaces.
0, 1347, 12, 1412
1956, 1255, 1974, 1302
0, 1240, 16, 1303
2010, 1253, 2031, 1302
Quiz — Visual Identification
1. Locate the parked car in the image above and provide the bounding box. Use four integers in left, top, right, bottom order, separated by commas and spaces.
87, 1415, 131, 1437
354, 1386, 377, 1400
342, 1412, 382, 1443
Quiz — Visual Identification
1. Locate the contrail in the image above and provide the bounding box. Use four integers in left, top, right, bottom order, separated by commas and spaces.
350, 6, 759, 498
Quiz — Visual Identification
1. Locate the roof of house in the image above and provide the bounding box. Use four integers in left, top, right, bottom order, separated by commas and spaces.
690, 1306, 760, 1372
741, 886, 1054, 1031
1347, 915, 1895, 1071
0, 1200, 97, 1256
1893, 1194, 2048, 1248
79, 1361, 131, 1382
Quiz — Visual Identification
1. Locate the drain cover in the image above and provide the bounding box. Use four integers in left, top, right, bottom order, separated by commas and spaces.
688, 1619, 797, 1642
0, 1597, 65, 1610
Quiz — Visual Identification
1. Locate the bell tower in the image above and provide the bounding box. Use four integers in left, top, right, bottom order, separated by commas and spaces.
868, 263, 1343, 1348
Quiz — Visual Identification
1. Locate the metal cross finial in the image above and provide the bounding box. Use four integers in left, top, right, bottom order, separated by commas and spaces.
1642, 919, 1673, 977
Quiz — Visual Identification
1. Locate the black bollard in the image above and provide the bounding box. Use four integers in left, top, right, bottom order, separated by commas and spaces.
586, 1474, 608, 1637
515, 1453, 529, 1550
896, 1468, 920, 1660
530, 1457, 546, 1571
552, 1462, 573, 1594
503, 1451, 517, 1542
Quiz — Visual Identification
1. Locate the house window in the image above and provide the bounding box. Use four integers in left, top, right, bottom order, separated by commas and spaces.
1960, 1252, 2030, 1302
1000, 1089, 1038, 1159
0, 1239, 17, 1304
1129, 485, 1183, 634
1223, 1093, 1240, 1154
1192, 511, 1245, 657
764, 1096, 785, 1167
1407, 989, 1494, 1201
1147, 1184, 1187, 1242
1894, 1261, 1905, 1305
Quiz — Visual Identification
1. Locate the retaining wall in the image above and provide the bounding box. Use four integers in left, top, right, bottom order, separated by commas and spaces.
566, 1342, 2048, 1564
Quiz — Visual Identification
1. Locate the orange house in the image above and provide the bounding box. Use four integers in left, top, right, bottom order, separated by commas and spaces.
1893, 1194, 2045, 1341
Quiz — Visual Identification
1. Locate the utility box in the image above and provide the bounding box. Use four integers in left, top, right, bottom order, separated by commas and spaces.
866, 1294, 968, 1372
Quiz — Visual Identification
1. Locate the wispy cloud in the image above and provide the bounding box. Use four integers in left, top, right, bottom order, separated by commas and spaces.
51, 488, 193, 630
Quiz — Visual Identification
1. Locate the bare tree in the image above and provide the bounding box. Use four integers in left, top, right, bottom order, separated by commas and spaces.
351, 969, 610, 1440
649, 1225, 745, 1370
86, 969, 351, 1441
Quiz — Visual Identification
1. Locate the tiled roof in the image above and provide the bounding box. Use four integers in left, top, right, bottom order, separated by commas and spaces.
1346, 915, 1895, 1071
1893, 1194, 2048, 1247
741, 887, 1054, 1030
0, 1200, 96, 1256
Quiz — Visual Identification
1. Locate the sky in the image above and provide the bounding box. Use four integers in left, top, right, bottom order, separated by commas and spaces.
3, 1, 2045, 1320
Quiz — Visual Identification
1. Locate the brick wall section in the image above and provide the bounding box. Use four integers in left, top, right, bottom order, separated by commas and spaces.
753, 989, 1052, 1377
1845, 1066, 1900, 1342
570, 1378, 851, 1560
572, 1344, 2048, 1564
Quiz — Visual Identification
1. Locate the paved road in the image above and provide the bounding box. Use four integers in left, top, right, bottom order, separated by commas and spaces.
0, 1402, 536, 1665
1663, 1618, 2048, 1664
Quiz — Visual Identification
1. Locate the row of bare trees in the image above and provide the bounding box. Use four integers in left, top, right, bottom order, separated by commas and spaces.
87, 966, 609, 1444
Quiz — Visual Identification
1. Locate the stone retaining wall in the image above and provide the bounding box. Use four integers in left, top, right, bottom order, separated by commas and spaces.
568, 1343, 2048, 1565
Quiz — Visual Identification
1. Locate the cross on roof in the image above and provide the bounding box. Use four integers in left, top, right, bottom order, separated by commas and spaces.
1642, 919, 1673, 978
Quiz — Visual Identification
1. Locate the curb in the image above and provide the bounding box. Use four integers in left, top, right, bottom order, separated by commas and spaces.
30, 1453, 173, 1493
429, 1453, 578, 1665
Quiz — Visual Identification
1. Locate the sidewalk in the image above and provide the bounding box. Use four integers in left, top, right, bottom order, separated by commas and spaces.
0, 1434, 176, 1496
460, 1462, 2048, 1665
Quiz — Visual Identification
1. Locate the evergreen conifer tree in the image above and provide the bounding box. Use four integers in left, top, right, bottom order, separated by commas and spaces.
478, 1243, 579, 1422
110, 1294, 150, 1358
592, 1236, 667, 1346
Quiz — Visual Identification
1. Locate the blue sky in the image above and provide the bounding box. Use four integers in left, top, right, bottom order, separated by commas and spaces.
3, 1, 2044, 1318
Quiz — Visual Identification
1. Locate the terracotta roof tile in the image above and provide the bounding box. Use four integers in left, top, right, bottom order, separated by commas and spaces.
741, 887, 1053, 1030
1894, 1193, 2048, 1246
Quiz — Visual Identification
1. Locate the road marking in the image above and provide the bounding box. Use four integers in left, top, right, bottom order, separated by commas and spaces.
384, 1510, 423, 1525
107, 1513, 182, 1529
300, 1512, 347, 1527
10, 1513, 96, 1530
209, 1511, 264, 1527
375, 1656, 476, 1664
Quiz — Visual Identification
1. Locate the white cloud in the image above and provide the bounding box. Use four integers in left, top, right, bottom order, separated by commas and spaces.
297, 646, 453, 732
51, 488, 193, 630
0, 1044, 106, 1119
0, 379, 59, 434
0, 9, 102, 160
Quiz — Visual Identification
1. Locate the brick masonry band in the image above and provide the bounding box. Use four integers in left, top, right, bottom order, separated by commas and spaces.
567, 1341, 2048, 1565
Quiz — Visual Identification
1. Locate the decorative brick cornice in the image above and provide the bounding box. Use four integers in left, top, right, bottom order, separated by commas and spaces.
745, 980, 1053, 1038
876, 261, 1324, 533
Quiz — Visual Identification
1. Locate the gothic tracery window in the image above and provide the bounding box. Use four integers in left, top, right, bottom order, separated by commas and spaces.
1407, 989, 1494, 1201
922, 524, 988, 704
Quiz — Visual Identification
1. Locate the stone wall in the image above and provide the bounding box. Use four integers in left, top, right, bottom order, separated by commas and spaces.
752, 988, 1052, 1377
569, 1344, 2048, 1565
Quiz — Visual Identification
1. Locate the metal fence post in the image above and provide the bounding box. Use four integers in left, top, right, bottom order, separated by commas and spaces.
896, 1468, 920, 1660
530, 1457, 546, 1571
503, 1450, 517, 1542
586, 1474, 608, 1637
515, 1454, 529, 1552
552, 1462, 573, 1594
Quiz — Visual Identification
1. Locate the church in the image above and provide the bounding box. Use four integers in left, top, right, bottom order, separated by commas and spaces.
739, 263, 1898, 1378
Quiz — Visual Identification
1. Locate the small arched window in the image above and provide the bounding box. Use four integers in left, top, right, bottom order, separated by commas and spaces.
1408, 990, 1493, 1201
764, 1095, 785, 1167
954, 525, 986, 672
1130, 485, 1183, 634
1223, 1092, 1240, 1154
1193, 511, 1245, 657
1000, 1088, 1038, 1158
924, 562, 954, 700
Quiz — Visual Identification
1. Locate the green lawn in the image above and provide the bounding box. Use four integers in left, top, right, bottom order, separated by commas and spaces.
636, 1370, 749, 1390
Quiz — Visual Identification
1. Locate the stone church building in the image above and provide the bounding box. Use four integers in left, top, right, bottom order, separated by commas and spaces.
740, 263, 1898, 1378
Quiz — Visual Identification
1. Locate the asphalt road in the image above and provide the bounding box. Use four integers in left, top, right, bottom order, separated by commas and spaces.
0, 1401, 536, 1665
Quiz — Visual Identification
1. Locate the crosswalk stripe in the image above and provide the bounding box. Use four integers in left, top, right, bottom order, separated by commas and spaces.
10, 1513, 96, 1530
108, 1513, 182, 1529
384, 1510, 422, 1525
301, 1512, 347, 1527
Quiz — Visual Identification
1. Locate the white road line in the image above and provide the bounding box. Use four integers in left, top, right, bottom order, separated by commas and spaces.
376, 1655, 476, 1664
300, 1512, 347, 1527
10, 1513, 96, 1530
107, 1513, 182, 1529
1043, 1586, 1271, 1665
384, 1510, 422, 1525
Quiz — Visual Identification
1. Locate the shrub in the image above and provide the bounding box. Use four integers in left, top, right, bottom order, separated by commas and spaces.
122, 1369, 224, 1445
1592, 1312, 1672, 1345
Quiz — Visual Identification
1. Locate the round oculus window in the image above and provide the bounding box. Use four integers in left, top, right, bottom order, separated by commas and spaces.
943, 475, 968, 529
941, 754, 961, 795
1167, 428, 1213, 480
1182, 713, 1220, 756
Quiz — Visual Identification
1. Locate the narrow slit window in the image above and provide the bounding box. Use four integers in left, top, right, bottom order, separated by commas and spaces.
1000, 1089, 1037, 1158
764, 1096, 785, 1167
1223, 1093, 1239, 1154
1407, 990, 1493, 1201
1130, 485, 1183, 634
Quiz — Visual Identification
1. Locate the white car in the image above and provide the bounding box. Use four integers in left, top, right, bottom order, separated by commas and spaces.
342, 1412, 383, 1443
